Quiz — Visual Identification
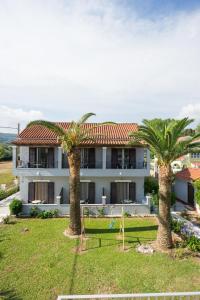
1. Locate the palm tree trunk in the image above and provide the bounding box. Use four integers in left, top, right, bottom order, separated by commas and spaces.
157, 164, 173, 250
67, 148, 81, 235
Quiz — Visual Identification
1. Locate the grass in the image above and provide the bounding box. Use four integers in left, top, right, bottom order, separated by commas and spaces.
0, 217, 200, 300
0, 161, 15, 187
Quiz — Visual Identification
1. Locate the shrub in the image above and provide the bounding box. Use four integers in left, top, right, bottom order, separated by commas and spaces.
30, 206, 41, 217
97, 207, 105, 217
84, 207, 90, 217
9, 199, 22, 216
51, 209, 59, 217
171, 219, 184, 234
34, 209, 59, 219
194, 180, 200, 206
185, 236, 200, 252
144, 176, 159, 195
123, 211, 131, 217
2, 215, 10, 224
0, 186, 19, 201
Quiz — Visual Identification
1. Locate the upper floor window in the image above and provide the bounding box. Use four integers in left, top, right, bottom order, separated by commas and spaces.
29, 147, 55, 168
191, 152, 200, 159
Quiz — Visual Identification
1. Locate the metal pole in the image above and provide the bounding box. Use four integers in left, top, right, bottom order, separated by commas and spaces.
17, 123, 20, 135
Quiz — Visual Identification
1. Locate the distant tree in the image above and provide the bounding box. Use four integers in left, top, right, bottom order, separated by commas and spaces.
0, 144, 12, 161
196, 123, 200, 133
0, 144, 5, 161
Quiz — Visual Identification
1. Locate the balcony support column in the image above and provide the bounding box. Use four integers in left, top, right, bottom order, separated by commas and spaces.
12, 146, 17, 168
102, 147, 107, 170
58, 147, 62, 170
146, 148, 150, 169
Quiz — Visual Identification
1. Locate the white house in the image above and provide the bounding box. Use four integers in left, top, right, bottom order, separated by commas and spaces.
12, 122, 151, 216
174, 168, 200, 212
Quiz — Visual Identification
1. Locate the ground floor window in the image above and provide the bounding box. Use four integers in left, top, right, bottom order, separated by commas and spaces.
80, 182, 95, 203
28, 182, 54, 203
110, 182, 136, 204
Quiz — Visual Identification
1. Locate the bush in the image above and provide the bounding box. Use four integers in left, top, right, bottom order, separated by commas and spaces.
123, 211, 131, 217
144, 176, 159, 195
9, 199, 22, 216
2, 215, 10, 224
171, 219, 184, 234
97, 207, 105, 217
30, 208, 59, 219
30, 206, 41, 217
0, 186, 19, 201
194, 180, 200, 206
84, 207, 90, 217
185, 236, 200, 252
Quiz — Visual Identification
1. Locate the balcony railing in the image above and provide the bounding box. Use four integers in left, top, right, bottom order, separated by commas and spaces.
106, 161, 147, 169
16, 160, 58, 169
62, 160, 103, 169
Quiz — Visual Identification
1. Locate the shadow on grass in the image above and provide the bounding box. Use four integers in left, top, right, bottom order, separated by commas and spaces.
68, 239, 79, 295
84, 235, 154, 251
0, 289, 22, 300
85, 225, 158, 234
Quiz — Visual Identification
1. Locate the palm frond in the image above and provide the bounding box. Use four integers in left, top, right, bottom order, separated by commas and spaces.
27, 120, 66, 136
77, 113, 96, 125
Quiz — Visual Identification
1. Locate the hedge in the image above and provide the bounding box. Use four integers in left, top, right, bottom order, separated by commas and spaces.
0, 186, 19, 201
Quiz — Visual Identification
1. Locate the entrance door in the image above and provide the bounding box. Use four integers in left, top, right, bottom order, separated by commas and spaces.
187, 182, 194, 206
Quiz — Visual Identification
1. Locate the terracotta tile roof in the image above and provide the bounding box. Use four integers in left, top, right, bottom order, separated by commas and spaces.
13, 122, 140, 146
176, 168, 200, 181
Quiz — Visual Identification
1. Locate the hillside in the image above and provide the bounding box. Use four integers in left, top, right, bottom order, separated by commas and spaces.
0, 133, 16, 144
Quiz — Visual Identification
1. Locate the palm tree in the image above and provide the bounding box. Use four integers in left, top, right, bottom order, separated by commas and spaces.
130, 118, 200, 250
27, 113, 113, 236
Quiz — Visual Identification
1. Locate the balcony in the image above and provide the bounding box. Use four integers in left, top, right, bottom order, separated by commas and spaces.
13, 146, 150, 177
16, 160, 58, 169
106, 161, 147, 169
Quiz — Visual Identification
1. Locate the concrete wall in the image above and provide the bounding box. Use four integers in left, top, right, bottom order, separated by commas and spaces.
174, 178, 188, 203
22, 203, 150, 216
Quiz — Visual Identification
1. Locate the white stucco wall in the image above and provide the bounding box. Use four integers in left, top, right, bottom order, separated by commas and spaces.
174, 178, 188, 203
19, 176, 145, 204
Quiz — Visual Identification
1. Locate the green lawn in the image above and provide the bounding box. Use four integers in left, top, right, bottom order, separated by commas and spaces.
0, 218, 200, 300
0, 161, 15, 187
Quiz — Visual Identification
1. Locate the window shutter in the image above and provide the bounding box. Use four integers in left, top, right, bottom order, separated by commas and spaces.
48, 182, 55, 204
28, 182, 35, 202
29, 148, 36, 168
110, 182, 117, 203
129, 148, 136, 168
111, 149, 118, 168
47, 148, 54, 168
129, 182, 136, 202
88, 148, 95, 168
88, 182, 95, 203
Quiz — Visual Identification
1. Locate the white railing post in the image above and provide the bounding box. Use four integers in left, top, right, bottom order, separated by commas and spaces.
58, 147, 62, 170
12, 146, 17, 168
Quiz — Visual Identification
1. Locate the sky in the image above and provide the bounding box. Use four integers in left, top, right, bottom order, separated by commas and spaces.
0, 0, 200, 132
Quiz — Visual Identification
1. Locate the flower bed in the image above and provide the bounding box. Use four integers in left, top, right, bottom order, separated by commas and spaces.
171, 212, 200, 239
171, 212, 200, 252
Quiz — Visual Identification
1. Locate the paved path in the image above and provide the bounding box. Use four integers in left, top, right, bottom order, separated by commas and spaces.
0, 192, 21, 222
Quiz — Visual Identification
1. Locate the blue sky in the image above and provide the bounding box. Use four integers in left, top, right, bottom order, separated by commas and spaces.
123, 0, 200, 17
0, 0, 200, 131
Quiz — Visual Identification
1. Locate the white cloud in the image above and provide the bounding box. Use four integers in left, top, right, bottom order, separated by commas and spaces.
0, 0, 200, 123
0, 106, 44, 133
178, 103, 200, 125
